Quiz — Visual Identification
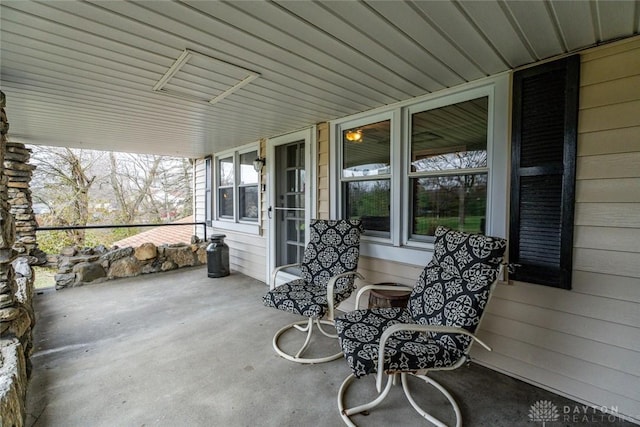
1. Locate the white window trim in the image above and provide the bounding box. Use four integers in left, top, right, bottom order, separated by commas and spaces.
204, 156, 212, 226
213, 141, 261, 235
330, 74, 509, 266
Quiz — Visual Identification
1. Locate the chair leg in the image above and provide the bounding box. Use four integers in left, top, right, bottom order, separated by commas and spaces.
338, 373, 395, 426
337, 372, 462, 427
272, 318, 343, 364
403, 373, 461, 427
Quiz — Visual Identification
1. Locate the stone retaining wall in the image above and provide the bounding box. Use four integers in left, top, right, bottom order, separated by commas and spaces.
53, 238, 209, 289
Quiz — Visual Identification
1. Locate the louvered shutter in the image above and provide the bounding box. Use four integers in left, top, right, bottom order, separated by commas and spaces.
510, 55, 580, 289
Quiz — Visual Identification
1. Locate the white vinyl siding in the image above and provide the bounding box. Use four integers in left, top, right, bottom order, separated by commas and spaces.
335, 39, 640, 423
193, 157, 266, 282
193, 158, 207, 232
473, 38, 640, 424
316, 123, 331, 220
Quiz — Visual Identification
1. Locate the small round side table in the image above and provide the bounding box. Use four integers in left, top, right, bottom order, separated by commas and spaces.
368, 283, 411, 309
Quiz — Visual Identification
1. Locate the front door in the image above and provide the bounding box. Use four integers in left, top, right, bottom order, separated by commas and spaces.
267, 128, 316, 285
274, 140, 305, 267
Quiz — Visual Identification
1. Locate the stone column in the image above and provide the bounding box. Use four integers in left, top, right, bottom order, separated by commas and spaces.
5, 142, 44, 264
0, 90, 32, 426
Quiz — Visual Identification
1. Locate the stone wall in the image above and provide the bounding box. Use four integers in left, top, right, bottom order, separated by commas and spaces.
53, 238, 209, 289
4, 142, 45, 265
1, 91, 34, 426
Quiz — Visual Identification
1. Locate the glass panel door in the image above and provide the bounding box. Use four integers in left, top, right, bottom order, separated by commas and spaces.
275, 140, 305, 267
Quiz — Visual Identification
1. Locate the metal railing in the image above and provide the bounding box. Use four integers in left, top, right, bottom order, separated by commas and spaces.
37, 221, 208, 241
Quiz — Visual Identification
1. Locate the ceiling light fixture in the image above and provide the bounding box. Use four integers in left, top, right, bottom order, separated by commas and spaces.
345, 129, 363, 143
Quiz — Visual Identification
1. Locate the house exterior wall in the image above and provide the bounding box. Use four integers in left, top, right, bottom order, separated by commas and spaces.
316, 122, 330, 220
192, 36, 640, 422
193, 158, 206, 234
472, 37, 640, 423
193, 158, 266, 282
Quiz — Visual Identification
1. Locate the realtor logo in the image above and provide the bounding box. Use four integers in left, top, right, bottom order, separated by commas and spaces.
529, 400, 560, 426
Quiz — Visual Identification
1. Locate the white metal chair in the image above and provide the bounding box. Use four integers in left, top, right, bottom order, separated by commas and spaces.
335, 226, 507, 426
263, 219, 363, 364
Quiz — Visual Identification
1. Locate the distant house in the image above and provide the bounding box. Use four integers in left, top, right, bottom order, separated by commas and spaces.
112, 215, 196, 248
32, 203, 50, 215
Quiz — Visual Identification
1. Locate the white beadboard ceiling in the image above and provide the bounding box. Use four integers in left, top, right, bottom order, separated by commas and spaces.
1, 0, 638, 158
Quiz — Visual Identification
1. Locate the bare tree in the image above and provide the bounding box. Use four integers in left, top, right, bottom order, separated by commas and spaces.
31, 146, 101, 245
109, 153, 162, 224
30, 146, 194, 250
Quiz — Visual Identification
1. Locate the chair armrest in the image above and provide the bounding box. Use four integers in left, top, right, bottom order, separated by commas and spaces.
354, 284, 413, 310
270, 263, 300, 290
375, 323, 491, 392
326, 271, 365, 320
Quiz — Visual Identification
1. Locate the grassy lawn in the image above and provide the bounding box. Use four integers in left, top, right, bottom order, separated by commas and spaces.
34, 267, 57, 290
414, 216, 484, 235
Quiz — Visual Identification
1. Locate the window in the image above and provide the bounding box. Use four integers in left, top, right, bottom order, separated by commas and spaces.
218, 156, 234, 219
342, 120, 391, 237
409, 97, 489, 240
509, 55, 580, 289
214, 145, 260, 233
238, 152, 259, 221
332, 78, 509, 265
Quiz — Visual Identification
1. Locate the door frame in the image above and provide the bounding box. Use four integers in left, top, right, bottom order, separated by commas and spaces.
266, 126, 317, 286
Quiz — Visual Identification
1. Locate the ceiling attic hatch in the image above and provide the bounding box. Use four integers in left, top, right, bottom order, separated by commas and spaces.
152, 49, 260, 105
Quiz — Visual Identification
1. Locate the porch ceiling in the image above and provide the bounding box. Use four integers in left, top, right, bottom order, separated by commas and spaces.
1, 1, 638, 158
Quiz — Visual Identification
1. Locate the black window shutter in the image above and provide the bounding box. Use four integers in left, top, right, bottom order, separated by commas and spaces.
510, 55, 580, 289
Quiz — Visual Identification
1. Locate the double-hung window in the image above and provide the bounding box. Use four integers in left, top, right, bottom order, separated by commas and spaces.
408, 97, 489, 240
333, 78, 508, 264
341, 117, 392, 238
213, 144, 260, 234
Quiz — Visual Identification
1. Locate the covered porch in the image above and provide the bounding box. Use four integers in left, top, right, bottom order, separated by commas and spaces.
27, 267, 632, 427
2, 1, 640, 425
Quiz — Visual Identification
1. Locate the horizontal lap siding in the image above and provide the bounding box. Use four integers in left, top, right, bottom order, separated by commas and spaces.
193, 159, 267, 282
317, 123, 330, 220
474, 38, 640, 423
207, 224, 266, 283
193, 159, 206, 236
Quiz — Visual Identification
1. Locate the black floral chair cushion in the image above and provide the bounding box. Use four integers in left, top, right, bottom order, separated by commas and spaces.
263, 219, 363, 319
336, 226, 506, 378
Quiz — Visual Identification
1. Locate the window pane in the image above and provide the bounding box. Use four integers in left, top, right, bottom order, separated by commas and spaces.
240, 151, 258, 185
239, 186, 258, 221
218, 188, 234, 218
287, 219, 304, 242
284, 169, 306, 193
205, 189, 212, 222
219, 157, 234, 186
411, 173, 487, 236
287, 244, 303, 264
343, 120, 391, 177
344, 179, 390, 234
287, 144, 298, 168
411, 97, 488, 172
287, 195, 304, 209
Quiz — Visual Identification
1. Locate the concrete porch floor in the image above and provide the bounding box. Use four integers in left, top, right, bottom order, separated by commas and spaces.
26, 267, 636, 427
